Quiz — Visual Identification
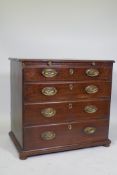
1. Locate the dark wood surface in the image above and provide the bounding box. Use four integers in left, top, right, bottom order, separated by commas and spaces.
23, 119, 109, 150
9, 58, 115, 63
10, 60, 23, 148
24, 99, 110, 125
9, 131, 111, 160
24, 81, 111, 102
23, 66, 112, 82
9, 59, 114, 159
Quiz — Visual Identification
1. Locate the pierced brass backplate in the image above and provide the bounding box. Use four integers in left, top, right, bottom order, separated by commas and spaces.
84, 127, 96, 135
41, 108, 56, 118
42, 87, 57, 96
42, 68, 58, 78
85, 85, 98, 94
41, 131, 56, 140
84, 105, 98, 113
86, 68, 99, 77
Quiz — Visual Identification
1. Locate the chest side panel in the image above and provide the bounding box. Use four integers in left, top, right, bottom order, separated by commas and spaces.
10, 60, 23, 147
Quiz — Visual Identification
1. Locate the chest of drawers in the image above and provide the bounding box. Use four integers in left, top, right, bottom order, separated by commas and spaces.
9, 59, 114, 159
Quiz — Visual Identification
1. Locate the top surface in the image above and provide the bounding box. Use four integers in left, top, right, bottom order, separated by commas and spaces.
9, 58, 115, 63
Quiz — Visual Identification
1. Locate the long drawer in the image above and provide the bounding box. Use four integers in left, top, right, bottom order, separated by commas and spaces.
23, 119, 109, 150
23, 66, 112, 82
24, 81, 111, 102
24, 99, 110, 125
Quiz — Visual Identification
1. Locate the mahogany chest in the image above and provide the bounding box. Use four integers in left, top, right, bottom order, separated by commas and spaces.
9, 59, 114, 159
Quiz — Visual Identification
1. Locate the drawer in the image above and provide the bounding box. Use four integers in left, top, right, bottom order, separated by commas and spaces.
24, 119, 109, 150
24, 81, 111, 102
23, 66, 112, 82
24, 99, 110, 125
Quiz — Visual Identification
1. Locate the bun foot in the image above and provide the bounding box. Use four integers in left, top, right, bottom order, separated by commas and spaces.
19, 153, 27, 160
103, 139, 111, 147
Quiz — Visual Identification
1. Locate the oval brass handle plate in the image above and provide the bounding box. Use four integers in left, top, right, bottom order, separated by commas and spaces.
84, 127, 96, 135
85, 85, 98, 94
42, 87, 57, 96
84, 105, 98, 113
41, 108, 56, 118
86, 68, 99, 77
42, 68, 58, 78
41, 131, 56, 140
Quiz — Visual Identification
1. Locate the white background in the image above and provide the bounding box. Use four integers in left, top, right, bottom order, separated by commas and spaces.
0, 0, 117, 175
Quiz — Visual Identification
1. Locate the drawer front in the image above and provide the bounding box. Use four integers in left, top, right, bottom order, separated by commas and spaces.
24, 81, 111, 102
23, 66, 112, 82
24, 119, 109, 150
24, 99, 110, 125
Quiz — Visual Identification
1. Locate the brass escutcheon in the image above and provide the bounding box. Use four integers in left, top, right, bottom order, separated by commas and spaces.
42, 68, 58, 78
84, 105, 98, 113
68, 103, 73, 109
69, 68, 74, 75
85, 85, 98, 94
91, 62, 96, 66
41, 108, 56, 118
42, 87, 57, 96
69, 84, 73, 90
68, 124, 72, 130
84, 127, 96, 135
41, 131, 56, 140
86, 68, 99, 77
47, 61, 52, 66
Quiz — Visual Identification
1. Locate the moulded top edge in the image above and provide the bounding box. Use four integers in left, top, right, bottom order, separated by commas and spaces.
8, 58, 115, 63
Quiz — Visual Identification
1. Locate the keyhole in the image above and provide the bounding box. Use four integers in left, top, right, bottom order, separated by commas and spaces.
68, 103, 72, 109
69, 84, 73, 90
68, 124, 72, 130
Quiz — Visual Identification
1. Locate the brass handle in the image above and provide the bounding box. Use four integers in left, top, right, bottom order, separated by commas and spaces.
69, 68, 74, 75
41, 131, 56, 140
86, 68, 99, 77
42, 68, 58, 78
84, 127, 96, 135
41, 108, 56, 118
85, 85, 98, 94
42, 87, 57, 96
84, 105, 98, 113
